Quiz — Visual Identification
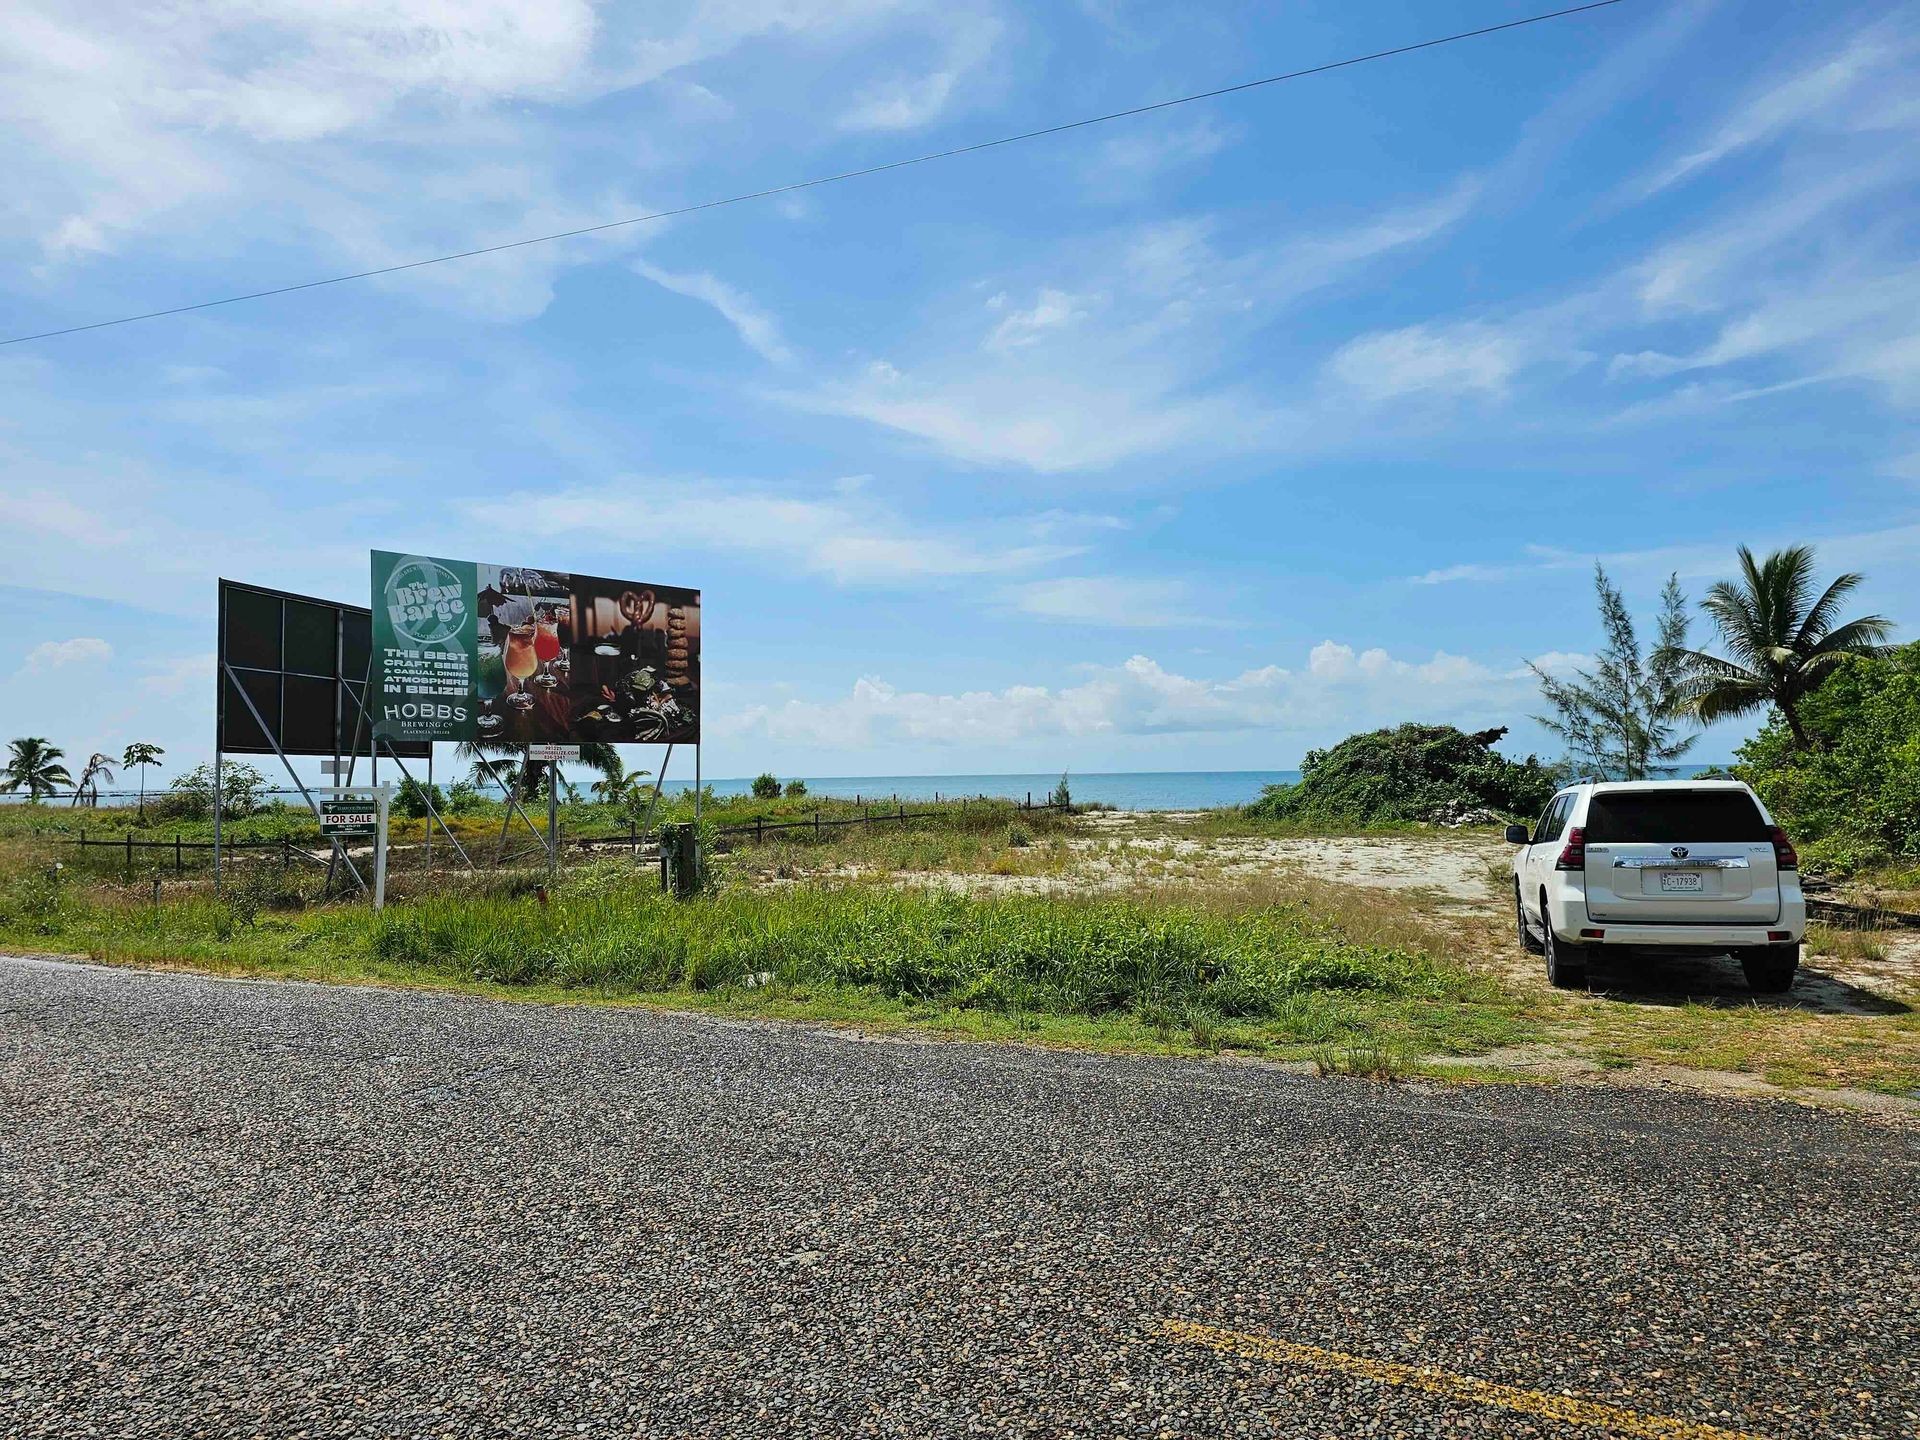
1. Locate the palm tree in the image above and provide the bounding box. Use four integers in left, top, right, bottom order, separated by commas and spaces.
122, 742, 165, 818
2, 738, 73, 803
590, 755, 653, 807
452, 738, 623, 803
1663, 545, 1893, 749
71, 753, 116, 808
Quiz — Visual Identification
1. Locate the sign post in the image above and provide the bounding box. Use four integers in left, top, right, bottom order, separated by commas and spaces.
527, 744, 577, 878
316, 784, 392, 910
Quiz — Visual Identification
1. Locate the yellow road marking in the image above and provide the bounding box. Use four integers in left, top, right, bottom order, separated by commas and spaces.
1158, 1319, 1771, 1440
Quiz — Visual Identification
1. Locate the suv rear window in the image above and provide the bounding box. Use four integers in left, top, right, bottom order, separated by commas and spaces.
1583, 790, 1770, 842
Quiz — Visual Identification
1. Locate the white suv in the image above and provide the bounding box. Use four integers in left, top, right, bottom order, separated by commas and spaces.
1507, 780, 1805, 993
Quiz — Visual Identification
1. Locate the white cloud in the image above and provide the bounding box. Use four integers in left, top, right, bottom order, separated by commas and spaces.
1632, 33, 1905, 199
1004, 576, 1201, 628
1402, 521, 1920, 596
633, 259, 794, 364
984, 288, 1089, 350
18, 637, 111, 674
795, 185, 1471, 471
717, 644, 1542, 750
0, 489, 131, 545
1325, 322, 1526, 403
140, 653, 215, 700
460, 480, 1078, 585
835, 13, 1000, 132
798, 356, 1266, 473
1085, 118, 1237, 199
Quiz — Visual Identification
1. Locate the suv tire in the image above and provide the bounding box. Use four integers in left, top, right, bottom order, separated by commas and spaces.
1738, 943, 1799, 994
1543, 913, 1588, 989
1516, 884, 1544, 955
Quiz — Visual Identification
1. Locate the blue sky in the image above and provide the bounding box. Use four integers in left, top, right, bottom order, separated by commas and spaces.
3, 0, 1917, 788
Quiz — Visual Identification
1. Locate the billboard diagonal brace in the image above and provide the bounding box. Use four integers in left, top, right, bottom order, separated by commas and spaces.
339, 684, 474, 870
220, 660, 368, 895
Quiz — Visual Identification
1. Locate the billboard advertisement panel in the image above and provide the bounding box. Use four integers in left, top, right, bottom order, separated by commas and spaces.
370, 551, 699, 746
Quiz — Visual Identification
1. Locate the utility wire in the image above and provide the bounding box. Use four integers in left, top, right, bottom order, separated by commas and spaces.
2, 0, 1626, 348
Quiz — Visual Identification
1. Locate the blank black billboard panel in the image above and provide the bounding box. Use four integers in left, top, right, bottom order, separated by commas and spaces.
217, 579, 428, 758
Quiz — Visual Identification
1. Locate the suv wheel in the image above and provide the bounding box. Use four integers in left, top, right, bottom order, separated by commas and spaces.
1738, 943, 1799, 994
1516, 884, 1544, 955
1543, 917, 1587, 989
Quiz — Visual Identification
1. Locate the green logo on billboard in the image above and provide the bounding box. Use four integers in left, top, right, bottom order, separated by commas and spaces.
382, 556, 467, 648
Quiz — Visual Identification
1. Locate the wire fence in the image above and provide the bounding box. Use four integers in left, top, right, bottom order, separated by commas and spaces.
39, 797, 1072, 877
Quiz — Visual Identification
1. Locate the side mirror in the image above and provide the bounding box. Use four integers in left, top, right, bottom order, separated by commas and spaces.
1504, 824, 1530, 845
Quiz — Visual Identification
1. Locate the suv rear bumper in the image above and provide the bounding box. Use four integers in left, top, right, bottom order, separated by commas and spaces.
1544, 891, 1805, 947
1572, 922, 1803, 948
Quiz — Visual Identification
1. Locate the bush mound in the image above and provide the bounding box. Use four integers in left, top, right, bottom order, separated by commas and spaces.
1247, 723, 1558, 827
1735, 642, 1920, 874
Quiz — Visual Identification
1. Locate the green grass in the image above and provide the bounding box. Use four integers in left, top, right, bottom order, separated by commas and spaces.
0, 855, 1531, 1064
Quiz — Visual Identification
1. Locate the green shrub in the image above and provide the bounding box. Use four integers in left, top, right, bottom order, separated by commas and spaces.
151, 761, 267, 822
751, 773, 781, 799
1248, 723, 1558, 827
784, 779, 808, 798
1735, 643, 1920, 874
395, 778, 446, 819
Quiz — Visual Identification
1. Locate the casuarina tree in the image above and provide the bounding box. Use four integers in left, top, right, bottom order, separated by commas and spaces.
1530, 566, 1696, 781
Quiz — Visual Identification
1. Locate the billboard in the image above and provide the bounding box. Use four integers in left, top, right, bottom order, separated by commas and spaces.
217, 579, 429, 759
370, 551, 699, 746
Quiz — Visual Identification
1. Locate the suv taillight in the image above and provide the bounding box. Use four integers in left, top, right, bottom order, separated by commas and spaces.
1769, 826, 1798, 871
1555, 825, 1586, 871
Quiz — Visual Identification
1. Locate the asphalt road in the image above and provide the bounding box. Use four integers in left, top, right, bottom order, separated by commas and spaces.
3, 955, 1916, 1440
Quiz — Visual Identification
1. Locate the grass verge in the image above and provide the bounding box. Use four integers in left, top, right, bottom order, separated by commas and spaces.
0, 856, 1532, 1065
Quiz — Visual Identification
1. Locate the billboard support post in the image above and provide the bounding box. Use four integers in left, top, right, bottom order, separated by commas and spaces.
374, 786, 390, 911
548, 773, 559, 880
212, 749, 223, 896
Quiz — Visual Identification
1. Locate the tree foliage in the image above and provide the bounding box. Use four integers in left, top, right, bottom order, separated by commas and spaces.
1734, 641, 1920, 872
151, 761, 267, 821
1530, 566, 1695, 781
1663, 544, 1892, 749
751, 773, 782, 799
1, 738, 72, 802
1247, 723, 1559, 826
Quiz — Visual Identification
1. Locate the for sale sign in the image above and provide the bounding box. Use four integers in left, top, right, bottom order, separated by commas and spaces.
318, 797, 379, 837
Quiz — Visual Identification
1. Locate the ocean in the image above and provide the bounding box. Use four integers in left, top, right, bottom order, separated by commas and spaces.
660, 764, 1734, 812
664, 771, 1300, 810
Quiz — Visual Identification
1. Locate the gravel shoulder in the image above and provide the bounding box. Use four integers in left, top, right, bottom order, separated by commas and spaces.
4, 954, 1917, 1438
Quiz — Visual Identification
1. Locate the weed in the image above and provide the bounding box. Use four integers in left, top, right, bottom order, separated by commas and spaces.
1806, 923, 1889, 964
1311, 1035, 1411, 1081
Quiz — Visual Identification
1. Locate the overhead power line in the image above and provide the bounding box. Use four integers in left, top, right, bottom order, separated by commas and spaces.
2, 0, 1626, 348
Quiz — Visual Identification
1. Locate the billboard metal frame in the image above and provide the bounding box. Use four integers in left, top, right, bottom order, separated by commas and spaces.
213, 579, 467, 894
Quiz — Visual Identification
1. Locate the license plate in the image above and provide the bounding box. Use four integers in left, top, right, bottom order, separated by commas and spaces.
1659, 871, 1704, 893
